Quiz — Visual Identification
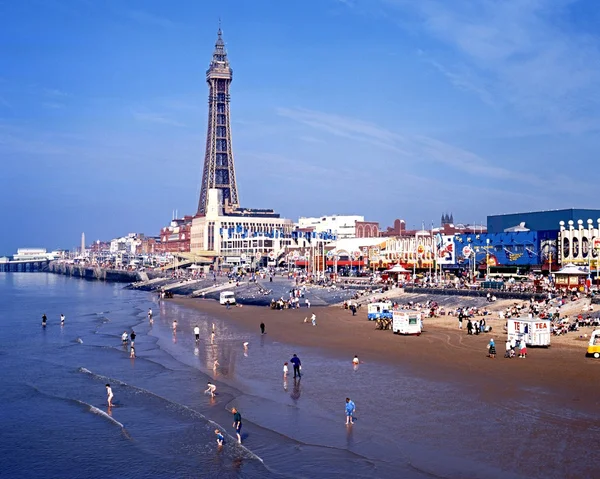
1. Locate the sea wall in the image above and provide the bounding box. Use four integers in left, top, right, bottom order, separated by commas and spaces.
403, 286, 546, 302
48, 262, 142, 283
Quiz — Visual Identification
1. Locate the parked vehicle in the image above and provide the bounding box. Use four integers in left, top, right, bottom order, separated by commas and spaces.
219, 291, 236, 306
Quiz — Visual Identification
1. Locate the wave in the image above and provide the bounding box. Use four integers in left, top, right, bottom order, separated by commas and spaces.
25, 383, 130, 437
77, 366, 267, 467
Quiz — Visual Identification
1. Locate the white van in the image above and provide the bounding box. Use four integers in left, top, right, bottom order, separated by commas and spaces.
219, 291, 236, 306
392, 311, 422, 335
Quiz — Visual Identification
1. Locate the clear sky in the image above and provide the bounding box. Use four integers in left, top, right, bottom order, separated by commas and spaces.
1, 0, 600, 253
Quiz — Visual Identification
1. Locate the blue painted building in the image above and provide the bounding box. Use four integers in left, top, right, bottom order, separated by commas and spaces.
487, 209, 600, 234
452, 230, 559, 272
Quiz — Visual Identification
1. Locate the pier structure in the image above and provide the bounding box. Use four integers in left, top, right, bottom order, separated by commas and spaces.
0, 248, 53, 272
197, 26, 239, 216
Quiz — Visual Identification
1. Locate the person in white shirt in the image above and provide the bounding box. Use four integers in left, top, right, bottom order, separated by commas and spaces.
121, 331, 128, 345
194, 325, 200, 342
60, 314, 65, 325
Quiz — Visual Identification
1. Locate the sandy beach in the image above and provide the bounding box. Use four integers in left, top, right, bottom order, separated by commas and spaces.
174, 295, 600, 415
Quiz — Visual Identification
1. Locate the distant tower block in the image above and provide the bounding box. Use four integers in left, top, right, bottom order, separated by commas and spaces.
81, 232, 85, 255
197, 26, 239, 216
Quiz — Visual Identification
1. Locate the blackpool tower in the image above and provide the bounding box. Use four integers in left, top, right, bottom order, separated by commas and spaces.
196, 27, 239, 216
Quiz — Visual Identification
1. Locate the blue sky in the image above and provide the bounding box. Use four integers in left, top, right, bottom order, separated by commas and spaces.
1, 0, 600, 253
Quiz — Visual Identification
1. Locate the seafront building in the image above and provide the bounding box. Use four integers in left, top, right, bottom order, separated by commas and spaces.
297, 215, 364, 239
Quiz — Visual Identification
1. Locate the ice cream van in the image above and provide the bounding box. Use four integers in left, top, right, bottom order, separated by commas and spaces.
507, 318, 551, 347
392, 311, 422, 335
367, 302, 393, 320
586, 329, 600, 358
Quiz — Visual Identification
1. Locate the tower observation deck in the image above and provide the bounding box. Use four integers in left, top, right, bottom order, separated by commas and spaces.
197, 27, 239, 216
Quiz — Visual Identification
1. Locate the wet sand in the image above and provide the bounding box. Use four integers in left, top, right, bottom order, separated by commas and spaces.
174, 297, 600, 415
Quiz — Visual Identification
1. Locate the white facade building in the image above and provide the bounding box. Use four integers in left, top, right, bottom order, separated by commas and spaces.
191, 189, 294, 261
109, 234, 142, 255
297, 215, 364, 239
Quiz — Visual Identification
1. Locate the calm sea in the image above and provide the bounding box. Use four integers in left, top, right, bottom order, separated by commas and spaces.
1, 273, 595, 479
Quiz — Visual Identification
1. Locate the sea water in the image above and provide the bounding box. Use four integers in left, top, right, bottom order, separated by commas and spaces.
1, 273, 596, 479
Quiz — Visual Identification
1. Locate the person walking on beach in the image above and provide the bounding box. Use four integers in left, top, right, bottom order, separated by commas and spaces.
232, 408, 242, 444
519, 338, 527, 358
283, 362, 288, 377
130, 330, 136, 347
129, 345, 135, 359
505, 339, 512, 358
352, 355, 360, 365
205, 382, 217, 398
194, 325, 200, 342
172, 320, 177, 332
467, 319, 473, 335
487, 338, 496, 358
106, 384, 114, 407
260, 322, 265, 335
121, 331, 129, 345
210, 331, 215, 344
42, 314, 47, 327
290, 354, 301, 378
148, 308, 153, 322
311, 313, 316, 326
458, 311, 463, 330
345, 398, 356, 425
60, 314, 65, 326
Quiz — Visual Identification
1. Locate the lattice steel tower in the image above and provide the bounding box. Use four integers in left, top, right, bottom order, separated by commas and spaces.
197, 27, 239, 215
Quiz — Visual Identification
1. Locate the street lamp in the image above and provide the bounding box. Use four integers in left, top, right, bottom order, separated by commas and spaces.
486, 238, 490, 279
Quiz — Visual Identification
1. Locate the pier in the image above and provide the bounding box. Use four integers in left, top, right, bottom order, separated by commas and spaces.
0, 258, 49, 273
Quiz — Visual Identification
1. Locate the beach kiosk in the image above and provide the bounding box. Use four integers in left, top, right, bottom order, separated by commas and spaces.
507, 318, 551, 347
392, 311, 422, 335
553, 264, 589, 291
367, 301, 393, 321
586, 330, 600, 358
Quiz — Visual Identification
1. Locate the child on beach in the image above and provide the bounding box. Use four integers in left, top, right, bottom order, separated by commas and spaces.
106, 384, 114, 407
172, 320, 177, 331
311, 313, 316, 326
352, 355, 360, 365
194, 325, 200, 342
148, 308, 153, 322
283, 362, 288, 377
130, 345, 135, 358
121, 331, 128, 345
60, 314, 65, 325
42, 314, 47, 327
211, 331, 215, 344
213, 359, 219, 371
205, 382, 217, 398
345, 398, 356, 425
215, 429, 224, 446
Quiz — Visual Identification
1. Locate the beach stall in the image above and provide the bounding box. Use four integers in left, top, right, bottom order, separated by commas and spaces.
586, 330, 600, 358
507, 318, 551, 347
385, 263, 410, 281
392, 311, 422, 335
367, 301, 393, 321
553, 264, 589, 291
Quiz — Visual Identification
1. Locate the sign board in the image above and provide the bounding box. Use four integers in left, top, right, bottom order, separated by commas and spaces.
462, 246, 472, 257
594, 238, 600, 250
353, 251, 361, 260
417, 245, 425, 256
436, 235, 456, 265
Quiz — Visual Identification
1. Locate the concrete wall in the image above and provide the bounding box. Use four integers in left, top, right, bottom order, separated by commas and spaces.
48, 262, 141, 283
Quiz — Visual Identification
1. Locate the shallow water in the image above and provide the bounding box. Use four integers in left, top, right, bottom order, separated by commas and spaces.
1, 273, 597, 479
